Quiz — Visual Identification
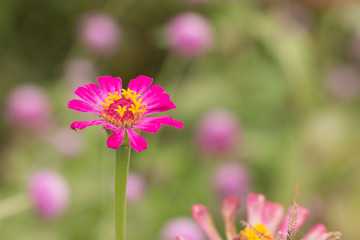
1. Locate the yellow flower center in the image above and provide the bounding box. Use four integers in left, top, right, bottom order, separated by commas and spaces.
241, 224, 274, 240
100, 89, 146, 128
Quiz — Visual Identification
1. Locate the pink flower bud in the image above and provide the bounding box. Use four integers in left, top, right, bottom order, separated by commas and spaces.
78, 13, 121, 56
126, 172, 146, 203
5, 85, 52, 132
213, 162, 251, 198
161, 217, 206, 240
52, 128, 84, 157
326, 66, 360, 101
28, 170, 70, 220
166, 12, 213, 57
195, 109, 241, 156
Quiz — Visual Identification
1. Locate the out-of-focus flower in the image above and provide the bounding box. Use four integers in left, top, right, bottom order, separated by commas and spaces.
184, 0, 208, 5
64, 58, 97, 89
5, 85, 52, 132
78, 13, 121, 56
28, 170, 70, 220
350, 30, 360, 62
213, 162, 251, 198
160, 217, 206, 240
187, 194, 341, 240
195, 109, 240, 156
126, 172, 146, 203
166, 12, 213, 57
68, 75, 183, 152
52, 128, 84, 157
326, 66, 360, 101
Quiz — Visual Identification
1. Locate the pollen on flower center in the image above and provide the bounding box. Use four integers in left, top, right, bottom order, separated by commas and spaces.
100, 89, 146, 128
240, 224, 274, 240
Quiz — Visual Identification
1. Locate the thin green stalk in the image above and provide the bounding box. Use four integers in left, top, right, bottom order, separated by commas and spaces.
115, 146, 131, 240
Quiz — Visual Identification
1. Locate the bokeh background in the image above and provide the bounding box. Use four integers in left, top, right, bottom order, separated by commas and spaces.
0, 0, 359, 239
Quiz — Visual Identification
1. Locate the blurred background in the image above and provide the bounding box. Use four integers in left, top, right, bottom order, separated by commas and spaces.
0, 0, 359, 239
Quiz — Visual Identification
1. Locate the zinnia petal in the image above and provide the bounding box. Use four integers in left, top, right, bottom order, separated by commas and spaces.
246, 193, 266, 225
107, 129, 126, 149
75, 86, 103, 108
68, 99, 101, 114
302, 224, 327, 240
71, 119, 108, 131
145, 102, 177, 115
133, 122, 162, 133
126, 128, 148, 152
191, 205, 223, 240
98, 76, 122, 95
140, 85, 165, 102
141, 116, 184, 129
127, 75, 153, 95
262, 201, 284, 235
84, 83, 107, 101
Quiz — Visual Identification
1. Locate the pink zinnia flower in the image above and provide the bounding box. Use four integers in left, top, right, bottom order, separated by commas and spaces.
186, 194, 340, 240
28, 170, 70, 220
68, 75, 183, 152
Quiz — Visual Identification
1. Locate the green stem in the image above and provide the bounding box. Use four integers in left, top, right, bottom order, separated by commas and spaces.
115, 146, 131, 240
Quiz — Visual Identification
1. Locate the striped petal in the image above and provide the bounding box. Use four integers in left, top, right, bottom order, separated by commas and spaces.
107, 129, 126, 149
84, 83, 107, 102
141, 116, 184, 129
68, 99, 101, 114
302, 224, 327, 240
127, 75, 153, 95
191, 205, 223, 240
75, 86, 103, 108
126, 128, 148, 152
262, 201, 284, 235
140, 85, 165, 102
98, 76, 122, 95
145, 102, 177, 115
133, 122, 162, 133
246, 193, 266, 225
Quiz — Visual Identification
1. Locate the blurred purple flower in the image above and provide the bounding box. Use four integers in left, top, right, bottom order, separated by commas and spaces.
195, 109, 240, 156
213, 162, 251, 198
126, 172, 146, 203
161, 217, 206, 240
64, 58, 97, 88
166, 12, 213, 57
326, 66, 360, 100
78, 13, 121, 56
28, 170, 70, 220
52, 128, 84, 157
5, 85, 52, 132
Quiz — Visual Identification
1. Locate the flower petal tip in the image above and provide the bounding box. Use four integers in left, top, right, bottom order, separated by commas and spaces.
222, 196, 240, 218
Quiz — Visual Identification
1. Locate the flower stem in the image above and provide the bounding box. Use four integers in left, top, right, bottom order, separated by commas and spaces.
115, 146, 131, 240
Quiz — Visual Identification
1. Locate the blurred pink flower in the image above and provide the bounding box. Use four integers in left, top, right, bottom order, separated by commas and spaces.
213, 162, 251, 198
195, 109, 240, 156
28, 170, 70, 220
326, 66, 360, 101
126, 172, 146, 203
78, 13, 121, 56
64, 58, 97, 88
166, 12, 213, 57
68, 75, 183, 152
188, 195, 340, 240
161, 217, 206, 240
5, 85, 52, 132
52, 128, 84, 157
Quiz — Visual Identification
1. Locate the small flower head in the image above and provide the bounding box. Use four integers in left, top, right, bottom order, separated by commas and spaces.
166, 12, 213, 57
68, 75, 183, 152
28, 170, 70, 220
195, 109, 240, 156
213, 162, 251, 198
161, 217, 206, 240
189, 194, 340, 240
5, 84, 52, 132
78, 13, 121, 56
126, 172, 146, 203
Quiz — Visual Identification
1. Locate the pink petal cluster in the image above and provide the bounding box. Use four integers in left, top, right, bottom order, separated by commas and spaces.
195, 109, 240, 156
161, 217, 206, 240
78, 13, 121, 56
5, 85, 52, 132
213, 162, 251, 198
28, 170, 70, 220
166, 12, 213, 57
180, 194, 339, 240
68, 75, 183, 152
126, 172, 146, 203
